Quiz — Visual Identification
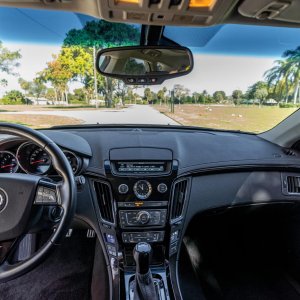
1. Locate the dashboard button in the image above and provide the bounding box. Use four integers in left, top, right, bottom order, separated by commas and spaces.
127, 78, 136, 84
157, 183, 168, 193
122, 231, 164, 243
105, 233, 116, 244
137, 78, 147, 84
136, 211, 151, 224
118, 184, 129, 194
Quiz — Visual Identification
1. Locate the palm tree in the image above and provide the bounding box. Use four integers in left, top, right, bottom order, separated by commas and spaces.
264, 46, 300, 104
264, 59, 291, 102
283, 46, 300, 104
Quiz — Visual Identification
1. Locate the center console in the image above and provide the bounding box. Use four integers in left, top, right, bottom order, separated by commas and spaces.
106, 156, 177, 267
90, 147, 189, 299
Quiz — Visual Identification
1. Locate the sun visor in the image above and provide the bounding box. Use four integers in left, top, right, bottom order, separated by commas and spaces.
238, 0, 300, 24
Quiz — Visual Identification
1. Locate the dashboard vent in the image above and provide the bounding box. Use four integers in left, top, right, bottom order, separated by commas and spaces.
287, 176, 300, 194
171, 179, 188, 221
93, 181, 115, 224
283, 148, 297, 156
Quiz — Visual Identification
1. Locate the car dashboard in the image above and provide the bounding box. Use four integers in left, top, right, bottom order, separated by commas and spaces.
1, 125, 300, 299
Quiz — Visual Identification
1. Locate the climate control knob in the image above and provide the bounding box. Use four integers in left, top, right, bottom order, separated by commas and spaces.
136, 211, 151, 225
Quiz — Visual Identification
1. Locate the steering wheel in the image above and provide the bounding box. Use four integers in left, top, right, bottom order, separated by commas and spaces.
0, 123, 76, 283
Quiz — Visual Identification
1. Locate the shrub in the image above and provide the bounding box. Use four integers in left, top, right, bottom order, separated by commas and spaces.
1, 90, 26, 104
279, 103, 300, 108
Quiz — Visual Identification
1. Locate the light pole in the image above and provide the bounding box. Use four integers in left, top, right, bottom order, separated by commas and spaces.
171, 90, 175, 113
93, 45, 98, 103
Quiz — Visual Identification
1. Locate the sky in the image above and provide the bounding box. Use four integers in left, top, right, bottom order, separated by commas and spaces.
0, 43, 61, 97
1, 7, 300, 97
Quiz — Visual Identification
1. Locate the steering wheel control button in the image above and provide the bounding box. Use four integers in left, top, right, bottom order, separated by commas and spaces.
137, 211, 151, 224
0, 189, 8, 213
43, 188, 57, 204
157, 183, 168, 193
118, 184, 129, 194
35, 186, 57, 205
34, 186, 44, 204
133, 180, 152, 200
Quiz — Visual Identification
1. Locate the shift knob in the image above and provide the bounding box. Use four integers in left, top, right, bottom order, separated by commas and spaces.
133, 242, 152, 275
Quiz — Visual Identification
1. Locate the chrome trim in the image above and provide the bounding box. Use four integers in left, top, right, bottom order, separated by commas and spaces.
0, 188, 8, 213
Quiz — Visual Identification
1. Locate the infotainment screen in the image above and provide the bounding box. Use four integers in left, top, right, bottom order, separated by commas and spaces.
115, 161, 168, 174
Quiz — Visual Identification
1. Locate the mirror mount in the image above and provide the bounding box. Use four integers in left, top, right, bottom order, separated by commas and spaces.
140, 25, 180, 47
140, 25, 163, 46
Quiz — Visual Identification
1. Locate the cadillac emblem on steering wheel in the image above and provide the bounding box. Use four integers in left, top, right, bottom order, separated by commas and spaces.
0, 188, 8, 213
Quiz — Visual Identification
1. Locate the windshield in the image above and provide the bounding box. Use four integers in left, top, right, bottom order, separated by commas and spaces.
1, 8, 300, 133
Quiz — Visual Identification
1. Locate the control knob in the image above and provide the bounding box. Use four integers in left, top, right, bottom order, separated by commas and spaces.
118, 184, 129, 194
136, 211, 151, 225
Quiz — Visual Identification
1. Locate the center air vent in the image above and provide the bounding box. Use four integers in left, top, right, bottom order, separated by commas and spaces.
93, 180, 115, 224
171, 179, 188, 221
287, 176, 300, 194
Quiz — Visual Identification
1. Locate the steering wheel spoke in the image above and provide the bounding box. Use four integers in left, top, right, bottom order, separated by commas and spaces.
0, 239, 17, 265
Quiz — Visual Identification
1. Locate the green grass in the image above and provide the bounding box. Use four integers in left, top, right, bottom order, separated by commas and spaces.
0, 120, 29, 126
156, 104, 299, 133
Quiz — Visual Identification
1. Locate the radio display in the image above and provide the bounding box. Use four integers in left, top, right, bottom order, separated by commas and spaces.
115, 161, 168, 174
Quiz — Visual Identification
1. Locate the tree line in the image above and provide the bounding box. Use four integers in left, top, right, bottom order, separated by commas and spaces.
1, 20, 140, 106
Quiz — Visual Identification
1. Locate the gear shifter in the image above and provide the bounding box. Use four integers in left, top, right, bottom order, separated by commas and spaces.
133, 242, 158, 300
134, 242, 152, 274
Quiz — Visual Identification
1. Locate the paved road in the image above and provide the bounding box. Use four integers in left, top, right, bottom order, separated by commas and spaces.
7, 105, 179, 125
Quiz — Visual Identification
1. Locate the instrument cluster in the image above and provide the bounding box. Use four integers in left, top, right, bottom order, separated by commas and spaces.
0, 142, 83, 176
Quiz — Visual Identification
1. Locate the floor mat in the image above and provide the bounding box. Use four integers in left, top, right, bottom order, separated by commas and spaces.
0, 231, 95, 300
211, 266, 300, 300
180, 257, 300, 300
179, 245, 207, 300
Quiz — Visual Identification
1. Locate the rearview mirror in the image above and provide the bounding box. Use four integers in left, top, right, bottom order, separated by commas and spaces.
96, 46, 193, 85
